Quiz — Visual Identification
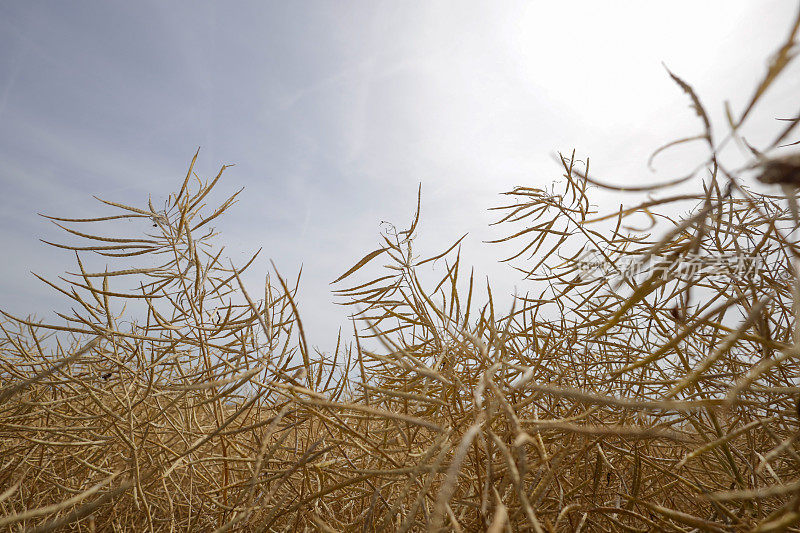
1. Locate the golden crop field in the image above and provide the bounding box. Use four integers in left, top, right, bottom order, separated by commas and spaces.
1, 10, 800, 533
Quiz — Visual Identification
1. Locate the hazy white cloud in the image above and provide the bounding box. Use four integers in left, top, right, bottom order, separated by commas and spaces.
0, 0, 797, 347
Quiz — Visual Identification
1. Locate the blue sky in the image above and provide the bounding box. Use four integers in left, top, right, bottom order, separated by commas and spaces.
1, 1, 798, 348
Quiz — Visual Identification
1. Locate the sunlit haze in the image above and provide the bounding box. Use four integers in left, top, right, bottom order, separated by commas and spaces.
1, 1, 797, 347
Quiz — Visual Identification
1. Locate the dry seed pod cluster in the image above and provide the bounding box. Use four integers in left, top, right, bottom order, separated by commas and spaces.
1, 8, 800, 533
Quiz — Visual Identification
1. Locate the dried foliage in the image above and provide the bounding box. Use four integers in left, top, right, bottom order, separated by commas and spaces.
2, 10, 800, 533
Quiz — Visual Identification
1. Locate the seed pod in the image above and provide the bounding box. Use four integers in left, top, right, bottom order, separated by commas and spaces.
755, 153, 800, 186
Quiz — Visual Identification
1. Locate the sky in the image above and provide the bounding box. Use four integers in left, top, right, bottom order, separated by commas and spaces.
0, 1, 798, 350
